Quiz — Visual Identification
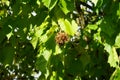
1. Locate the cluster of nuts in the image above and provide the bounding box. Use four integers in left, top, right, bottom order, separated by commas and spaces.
55, 32, 69, 45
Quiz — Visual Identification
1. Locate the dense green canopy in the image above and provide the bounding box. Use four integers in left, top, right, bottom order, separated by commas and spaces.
0, 0, 120, 80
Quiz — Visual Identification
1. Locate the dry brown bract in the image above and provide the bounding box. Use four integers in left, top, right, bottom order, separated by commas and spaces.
55, 32, 69, 45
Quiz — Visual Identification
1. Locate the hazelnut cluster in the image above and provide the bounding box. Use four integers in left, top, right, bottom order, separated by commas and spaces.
55, 32, 69, 45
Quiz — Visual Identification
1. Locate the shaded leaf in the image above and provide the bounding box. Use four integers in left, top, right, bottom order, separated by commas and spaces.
36, 50, 52, 73
96, 0, 103, 8
100, 18, 115, 37
36, 55, 47, 73
0, 46, 14, 65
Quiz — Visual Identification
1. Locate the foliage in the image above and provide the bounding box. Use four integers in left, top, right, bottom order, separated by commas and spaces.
0, 0, 120, 80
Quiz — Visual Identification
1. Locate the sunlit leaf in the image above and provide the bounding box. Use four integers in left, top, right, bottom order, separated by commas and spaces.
58, 0, 74, 14
30, 36, 38, 49
115, 33, 120, 48
0, 0, 120, 79
0, 9, 6, 16
42, 0, 58, 10
87, 24, 98, 30
1, 0, 10, 6
58, 18, 78, 36
104, 44, 119, 67
91, 0, 98, 6
30, 26, 42, 49
117, 3, 120, 19
94, 28, 102, 43
110, 68, 120, 80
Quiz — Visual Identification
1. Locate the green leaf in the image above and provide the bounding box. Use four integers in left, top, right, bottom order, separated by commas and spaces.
1, 0, 10, 6
0, 25, 11, 43
65, 56, 82, 75
58, 18, 78, 36
30, 27, 40, 49
42, 0, 58, 10
36, 55, 47, 73
0, 9, 6, 16
110, 68, 120, 80
6, 25, 13, 40
50, 71, 57, 80
93, 28, 102, 43
30, 11, 48, 26
104, 44, 119, 67
36, 50, 52, 73
79, 54, 91, 69
100, 18, 115, 37
91, 0, 98, 6
0, 46, 15, 65
58, 0, 74, 14
96, 0, 103, 8
115, 33, 120, 48
87, 24, 98, 30
117, 3, 120, 19
30, 36, 38, 49
12, 2, 21, 16
45, 33, 56, 51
